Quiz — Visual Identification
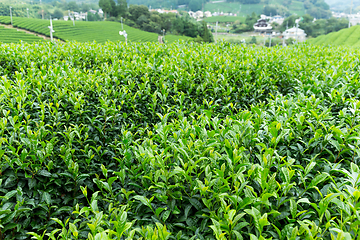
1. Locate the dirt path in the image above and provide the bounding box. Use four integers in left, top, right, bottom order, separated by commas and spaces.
0, 23, 64, 42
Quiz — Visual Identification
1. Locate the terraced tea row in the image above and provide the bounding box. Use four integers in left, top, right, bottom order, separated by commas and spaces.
0, 16, 191, 43
0, 25, 44, 43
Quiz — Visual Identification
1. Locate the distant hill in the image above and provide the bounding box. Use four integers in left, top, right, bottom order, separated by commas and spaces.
128, 0, 330, 19
308, 25, 360, 47
324, 0, 360, 12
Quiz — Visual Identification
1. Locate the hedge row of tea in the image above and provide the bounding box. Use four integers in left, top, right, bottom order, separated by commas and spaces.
0, 26, 44, 43
0, 16, 191, 43
1, 41, 360, 240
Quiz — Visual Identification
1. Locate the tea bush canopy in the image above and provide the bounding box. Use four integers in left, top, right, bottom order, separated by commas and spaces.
1, 41, 360, 239
0, 16, 191, 43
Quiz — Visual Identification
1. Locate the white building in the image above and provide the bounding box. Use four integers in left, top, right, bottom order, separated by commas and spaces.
195, 11, 204, 18
204, 11, 212, 17
253, 19, 272, 32
188, 11, 195, 18
283, 27, 307, 41
271, 15, 284, 25
98, 9, 104, 17
260, 14, 272, 20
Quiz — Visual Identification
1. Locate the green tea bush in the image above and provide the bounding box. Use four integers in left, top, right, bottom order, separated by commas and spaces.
1, 41, 360, 239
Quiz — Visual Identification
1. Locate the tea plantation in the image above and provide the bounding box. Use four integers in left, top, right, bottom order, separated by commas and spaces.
1, 41, 360, 240
0, 25, 44, 43
0, 17, 191, 43
308, 25, 360, 47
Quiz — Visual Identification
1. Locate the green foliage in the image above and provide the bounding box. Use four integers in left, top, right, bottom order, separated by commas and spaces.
0, 3, 41, 19
99, 0, 115, 18
188, 0, 202, 11
126, 6, 213, 40
240, 0, 261, 3
263, 4, 290, 16
232, 12, 258, 33
2, 41, 360, 240
249, 36, 257, 44
204, 16, 246, 23
280, 15, 348, 38
52, 9, 64, 20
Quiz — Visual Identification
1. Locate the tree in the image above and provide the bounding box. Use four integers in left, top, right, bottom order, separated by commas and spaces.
201, 21, 213, 42
128, 5, 149, 22
137, 14, 149, 27
249, 36, 257, 44
240, 0, 261, 4
52, 9, 63, 19
117, 0, 128, 18
67, 1, 79, 12
99, 0, 113, 18
87, 12, 101, 21
188, 0, 202, 11
263, 5, 277, 16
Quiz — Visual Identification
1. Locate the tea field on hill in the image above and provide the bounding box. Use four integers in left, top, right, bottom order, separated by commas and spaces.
0, 17, 191, 43
1, 41, 360, 239
0, 25, 44, 43
308, 25, 360, 47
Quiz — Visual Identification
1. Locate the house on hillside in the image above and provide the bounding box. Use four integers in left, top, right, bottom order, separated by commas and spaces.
271, 15, 284, 25
152, 9, 179, 14
98, 9, 104, 17
195, 11, 204, 18
204, 11, 212, 17
253, 19, 272, 33
260, 14, 272, 20
283, 27, 307, 41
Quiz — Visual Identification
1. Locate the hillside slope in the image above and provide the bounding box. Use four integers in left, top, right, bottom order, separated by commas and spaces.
0, 17, 191, 43
0, 25, 44, 43
308, 25, 360, 47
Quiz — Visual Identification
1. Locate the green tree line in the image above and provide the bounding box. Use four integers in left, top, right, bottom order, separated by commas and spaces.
100, 0, 213, 42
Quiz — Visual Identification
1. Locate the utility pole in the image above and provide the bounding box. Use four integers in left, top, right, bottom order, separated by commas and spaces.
263, 34, 266, 46
69, 10, 75, 26
9, 6, 12, 26
48, 16, 55, 42
215, 21, 218, 43
295, 21, 298, 44
27, 8, 29, 18
349, 0, 353, 28
269, 34, 272, 47
121, 17, 123, 29
42, 9, 44, 20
